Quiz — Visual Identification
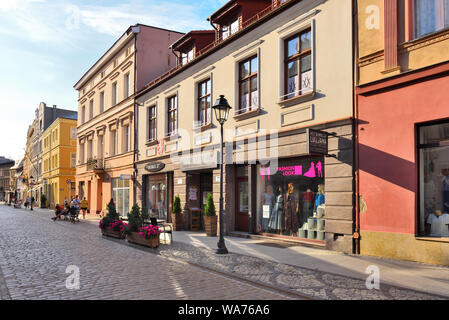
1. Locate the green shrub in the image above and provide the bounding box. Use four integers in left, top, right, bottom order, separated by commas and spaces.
127, 204, 144, 233
204, 193, 216, 217
173, 195, 182, 215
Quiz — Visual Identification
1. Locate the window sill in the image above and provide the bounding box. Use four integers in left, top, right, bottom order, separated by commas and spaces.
193, 123, 212, 132
164, 133, 180, 141
145, 140, 159, 147
233, 107, 260, 121
415, 236, 449, 244
278, 91, 316, 108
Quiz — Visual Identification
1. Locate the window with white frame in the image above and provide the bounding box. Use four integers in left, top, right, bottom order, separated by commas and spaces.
79, 142, 85, 164
98, 134, 104, 159
110, 129, 117, 156
124, 73, 130, 99
198, 78, 211, 126
112, 82, 117, 106
167, 95, 178, 136
415, 0, 449, 38
100, 91, 105, 113
71, 128, 77, 140
122, 124, 130, 153
71, 153, 76, 168
89, 100, 94, 120
148, 106, 157, 142
238, 56, 258, 113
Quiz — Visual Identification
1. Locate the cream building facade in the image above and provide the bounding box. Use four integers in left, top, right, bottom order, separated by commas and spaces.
74, 24, 183, 216
135, 0, 355, 253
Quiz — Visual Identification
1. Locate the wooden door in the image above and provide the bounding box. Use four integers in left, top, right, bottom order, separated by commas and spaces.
235, 177, 249, 232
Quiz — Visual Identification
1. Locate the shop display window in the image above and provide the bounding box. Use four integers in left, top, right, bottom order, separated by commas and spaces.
145, 174, 168, 221
256, 157, 325, 240
112, 178, 130, 218
419, 122, 449, 237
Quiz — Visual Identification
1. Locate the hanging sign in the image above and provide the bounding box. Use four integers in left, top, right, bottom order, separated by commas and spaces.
145, 162, 165, 173
306, 129, 328, 155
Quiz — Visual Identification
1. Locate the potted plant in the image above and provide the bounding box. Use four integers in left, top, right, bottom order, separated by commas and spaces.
204, 193, 217, 237
40, 194, 47, 208
172, 195, 183, 231
99, 202, 127, 239
125, 204, 160, 248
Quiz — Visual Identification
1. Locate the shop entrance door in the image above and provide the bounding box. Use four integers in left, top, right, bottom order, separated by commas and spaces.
236, 178, 249, 232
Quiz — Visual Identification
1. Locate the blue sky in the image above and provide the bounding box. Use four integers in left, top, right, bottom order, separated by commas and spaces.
0, 0, 227, 161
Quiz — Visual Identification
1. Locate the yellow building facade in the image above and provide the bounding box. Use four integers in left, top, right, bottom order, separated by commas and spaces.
42, 117, 78, 208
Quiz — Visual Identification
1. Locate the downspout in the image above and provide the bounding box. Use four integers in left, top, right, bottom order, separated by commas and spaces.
352, 0, 361, 255
133, 31, 138, 207
207, 17, 219, 41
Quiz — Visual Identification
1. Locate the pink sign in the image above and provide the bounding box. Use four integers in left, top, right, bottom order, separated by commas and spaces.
259, 161, 323, 179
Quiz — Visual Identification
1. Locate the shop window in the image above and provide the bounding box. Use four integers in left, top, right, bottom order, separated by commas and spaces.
112, 178, 130, 218
415, 0, 449, 38
256, 157, 325, 240
418, 122, 449, 237
145, 175, 168, 221
284, 28, 313, 100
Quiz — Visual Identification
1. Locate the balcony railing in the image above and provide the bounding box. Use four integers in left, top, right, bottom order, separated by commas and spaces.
86, 158, 105, 172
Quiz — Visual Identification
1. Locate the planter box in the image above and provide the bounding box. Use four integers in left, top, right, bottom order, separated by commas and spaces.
172, 214, 184, 231
126, 232, 160, 249
102, 228, 125, 239
204, 216, 217, 237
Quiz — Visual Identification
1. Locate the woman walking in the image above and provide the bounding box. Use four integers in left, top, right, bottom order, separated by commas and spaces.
80, 197, 88, 219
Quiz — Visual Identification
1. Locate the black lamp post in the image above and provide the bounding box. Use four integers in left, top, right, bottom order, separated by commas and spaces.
212, 95, 232, 255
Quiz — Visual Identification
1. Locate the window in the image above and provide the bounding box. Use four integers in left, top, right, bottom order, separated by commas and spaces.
110, 130, 117, 156
89, 100, 94, 120
148, 106, 157, 142
79, 143, 85, 164
87, 140, 93, 160
100, 92, 105, 113
112, 178, 130, 217
81, 106, 86, 124
415, 0, 449, 38
122, 125, 130, 153
197, 79, 211, 126
284, 29, 313, 100
124, 73, 130, 99
167, 95, 178, 136
181, 48, 194, 66
112, 82, 117, 106
71, 128, 77, 140
98, 135, 104, 159
256, 157, 325, 239
239, 56, 258, 113
418, 121, 449, 237
71, 153, 76, 168
221, 18, 240, 40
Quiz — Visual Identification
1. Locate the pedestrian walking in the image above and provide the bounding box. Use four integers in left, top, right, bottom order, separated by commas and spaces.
30, 196, 35, 211
25, 196, 30, 209
80, 197, 88, 219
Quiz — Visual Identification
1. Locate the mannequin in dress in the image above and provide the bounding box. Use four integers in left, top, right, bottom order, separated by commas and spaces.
284, 183, 300, 236
261, 184, 275, 231
314, 184, 325, 212
267, 186, 284, 233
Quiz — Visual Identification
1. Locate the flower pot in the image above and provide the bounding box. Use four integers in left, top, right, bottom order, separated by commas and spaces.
126, 232, 160, 248
204, 215, 217, 237
102, 228, 125, 239
171, 214, 184, 231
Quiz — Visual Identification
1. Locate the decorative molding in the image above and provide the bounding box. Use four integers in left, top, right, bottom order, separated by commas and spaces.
276, 9, 319, 36
193, 66, 215, 79
400, 29, 449, 53
120, 61, 133, 72
98, 82, 106, 90
163, 84, 181, 96
144, 95, 159, 106
358, 50, 385, 67
281, 105, 313, 127
80, 98, 87, 104
232, 40, 264, 59
109, 72, 120, 81
87, 91, 96, 98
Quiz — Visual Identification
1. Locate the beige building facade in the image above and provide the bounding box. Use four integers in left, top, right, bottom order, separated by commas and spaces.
135, 0, 355, 253
74, 24, 183, 216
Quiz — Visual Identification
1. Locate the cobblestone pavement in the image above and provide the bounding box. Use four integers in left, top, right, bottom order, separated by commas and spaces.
1, 205, 446, 300
0, 205, 293, 300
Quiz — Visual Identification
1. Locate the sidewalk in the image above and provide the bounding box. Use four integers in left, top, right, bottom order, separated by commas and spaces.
169, 231, 449, 299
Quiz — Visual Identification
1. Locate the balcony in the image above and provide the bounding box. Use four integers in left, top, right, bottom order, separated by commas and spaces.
86, 158, 105, 173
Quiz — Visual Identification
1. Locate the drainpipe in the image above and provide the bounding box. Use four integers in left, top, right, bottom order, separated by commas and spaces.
352, 0, 361, 255
207, 17, 219, 41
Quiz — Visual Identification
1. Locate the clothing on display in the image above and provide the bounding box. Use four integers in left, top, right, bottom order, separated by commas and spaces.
268, 188, 285, 231
284, 184, 300, 234
262, 191, 275, 231
426, 213, 449, 237
301, 189, 314, 227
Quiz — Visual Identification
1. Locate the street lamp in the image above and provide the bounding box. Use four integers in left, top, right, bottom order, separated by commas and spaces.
212, 95, 232, 255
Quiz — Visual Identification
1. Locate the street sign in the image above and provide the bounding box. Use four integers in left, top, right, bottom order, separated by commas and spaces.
66, 179, 71, 184
306, 129, 328, 155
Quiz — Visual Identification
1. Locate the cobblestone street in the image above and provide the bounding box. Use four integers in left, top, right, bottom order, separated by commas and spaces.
0, 205, 447, 300
0, 205, 293, 300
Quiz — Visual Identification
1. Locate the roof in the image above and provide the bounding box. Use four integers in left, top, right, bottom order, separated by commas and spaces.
0, 157, 15, 166
170, 30, 216, 50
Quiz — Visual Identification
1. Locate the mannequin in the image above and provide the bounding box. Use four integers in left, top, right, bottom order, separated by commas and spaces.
442, 169, 449, 214
267, 186, 284, 232
301, 188, 315, 227
426, 210, 449, 237
314, 184, 325, 212
261, 184, 275, 231
284, 183, 300, 236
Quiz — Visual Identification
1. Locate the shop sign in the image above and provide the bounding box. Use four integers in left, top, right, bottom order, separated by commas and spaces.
145, 162, 166, 173
120, 174, 133, 180
189, 187, 198, 201
260, 161, 324, 179
306, 129, 328, 155
180, 151, 219, 172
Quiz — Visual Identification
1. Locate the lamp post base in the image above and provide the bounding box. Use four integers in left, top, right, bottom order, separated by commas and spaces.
216, 247, 229, 255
